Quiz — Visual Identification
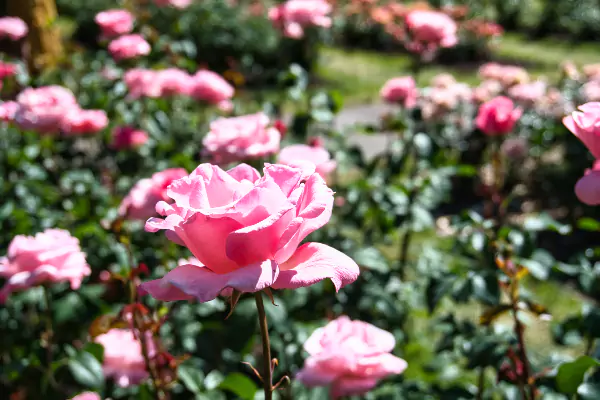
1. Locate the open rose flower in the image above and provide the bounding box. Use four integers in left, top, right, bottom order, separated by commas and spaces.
0, 101, 18, 122
475, 96, 522, 136
189, 70, 234, 110
278, 144, 336, 180
0, 229, 91, 303
563, 102, 600, 158
202, 112, 280, 164
405, 10, 458, 53
139, 163, 359, 302
70, 393, 101, 400
269, 0, 332, 39
380, 76, 418, 108
111, 126, 149, 149
95, 328, 152, 387
95, 9, 134, 38
0, 17, 28, 41
575, 160, 600, 206
108, 34, 151, 61
13, 86, 79, 133
297, 316, 407, 398
61, 109, 109, 135
119, 168, 188, 221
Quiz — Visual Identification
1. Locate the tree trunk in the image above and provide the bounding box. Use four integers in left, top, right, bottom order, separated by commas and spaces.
7, 0, 63, 73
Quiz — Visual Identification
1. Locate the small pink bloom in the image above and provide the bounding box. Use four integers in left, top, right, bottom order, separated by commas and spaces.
95, 9, 134, 38
478, 63, 529, 87
95, 328, 152, 387
139, 163, 359, 303
0, 229, 91, 303
278, 144, 336, 180
157, 68, 193, 96
203, 112, 280, 163
0, 17, 28, 41
108, 34, 151, 61
0, 62, 17, 80
154, 0, 193, 8
13, 86, 79, 133
70, 393, 101, 400
380, 76, 418, 108
124, 68, 162, 98
61, 109, 108, 135
575, 161, 600, 205
269, 0, 332, 39
111, 126, 149, 149
508, 81, 546, 106
582, 81, 600, 103
475, 96, 522, 136
563, 102, 600, 158
297, 316, 407, 398
189, 70, 234, 105
0, 101, 18, 122
405, 10, 458, 52
119, 168, 188, 220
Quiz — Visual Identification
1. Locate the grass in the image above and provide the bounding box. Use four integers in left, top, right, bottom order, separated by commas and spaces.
317, 33, 600, 105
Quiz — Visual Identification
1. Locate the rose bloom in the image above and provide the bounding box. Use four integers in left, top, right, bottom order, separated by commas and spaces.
0, 229, 91, 303
269, 0, 332, 39
475, 96, 522, 136
111, 126, 149, 149
139, 163, 360, 303
156, 68, 193, 96
582, 80, 600, 103
405, 10, 458, 52
154, 0, 193, 8
380, 76, 418, 108
0, 61, 17, 80
95, 9, 134, 38
575, 160, 600, 206
278, 144, 337, 180
297, 316, 407, 398
70, 393, 101, 400
95, 328, 152, 387
472, 80, 503, 104
202, 112, 280, 164
508, 81, 547, 106
0, 101, 18, 122
189, 70, 234, 110
583, 63, 600, 81
13, 86, 79, 133
124, 68, 162, 99
119, 168, 188, 221
108, 34, 151, 61
0, 17, 28, 41
563, 102, 600, 159
478, 63, 529, 87
61, 109, 109, 135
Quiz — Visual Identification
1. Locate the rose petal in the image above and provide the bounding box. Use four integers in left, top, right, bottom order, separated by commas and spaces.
227, 163, 261, 183
330, 377, 379, 399
575, 170, 600, 205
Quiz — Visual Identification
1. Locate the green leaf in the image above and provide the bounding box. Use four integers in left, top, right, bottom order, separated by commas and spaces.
523, 213, 571, 235
353, 247, 389, 272
218, 372, 257, 400
425, 277, 453, 314
68, 350, 104, 388
179, 364, 205, 394
471, 273, 500, 305
556, 356, 600, 394
578, 218, 600, 231
578, 383, 600, 400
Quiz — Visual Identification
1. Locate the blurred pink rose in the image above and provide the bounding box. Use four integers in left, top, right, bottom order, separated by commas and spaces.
472, 80, 503, 104
0, 61, 17, 80
508, 81, 546, 106
13, 86, 79, 133
297, 316, 407, 398
475, 96, 522, 136
0, 17, 28, 41
0, 229, 91, 303
119, 168, 188, 220
139, 163, 359, 302
269, 0, 332, 39
156, 68, 193, 96
563, 102, 600, 158
405, 10, 458, 52
0, 101, 18, 122
124, 68, 162, 98
95, 329, 152, 387
478, 63, 529, 87
108, 34, 151, 61
203, 112, 280, 163
154, 0, 193, 8
61, 109, 108, 135
431, 73, 456, 89
278, 144, 336, 180
575, 160, 600, 206
582, 80, 600, 102
111, 126, 149, 149
189, 70, 234, 109
70, 393, 101, 400
380, 76, 418, 107
95, 9, 134, 38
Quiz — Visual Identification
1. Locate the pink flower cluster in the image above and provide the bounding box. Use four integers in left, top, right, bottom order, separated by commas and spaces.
269, 0, 332, 39
95, 9, 134, 38
404, 10, 458, 53
297, 316, 407, 398
108, 34, 151, 61
202, 112, 280, 164
479, 63, 529, 88
5, 86, 108, 134
0, 17, 28, 41
139, 163, 359, 303
0, 229, 91, 303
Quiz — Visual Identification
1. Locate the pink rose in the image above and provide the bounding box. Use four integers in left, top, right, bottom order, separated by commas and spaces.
203, 112, 280, 163
405, 10, 458, 52
508, 81, 547, 106
278, 144, 336, 180
13, 86, 79, 133
297, 316, 407, 398
0, 229, 91, 303
478, 63, 529, 87
0, 17, 28, 41
61, 109, 109, 135
0, 101, 18, 122
111, 126, 149, 149
119, 168, 188, 220
475, 96, 522, 136
269, 0, 332, 39
575, 160, 600, 206
124, 68, 162, 99
472, 80, 503, 104
94, 9, 134, 38
563, 102, 600, 158
189, 70, 234, 108
0, 61, 17, 80
139, 163, 359, 302
380, 76, 418, 107
108, 34, 151, 61
154, 0, 193, 8
156, 68, 193, 96
70, 393, 101, 400
95, 328, 152, 387
582, 81, 600, 103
